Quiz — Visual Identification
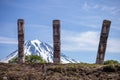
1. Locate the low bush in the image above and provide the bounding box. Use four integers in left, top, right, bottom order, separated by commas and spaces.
103, 64, 116, 72
9, 55, 46, 63
104, 60, 119, 65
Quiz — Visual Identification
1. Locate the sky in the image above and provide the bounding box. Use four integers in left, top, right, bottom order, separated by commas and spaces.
0, 0, 120, 63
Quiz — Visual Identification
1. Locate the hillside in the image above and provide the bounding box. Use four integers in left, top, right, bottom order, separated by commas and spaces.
0, 63, 120, 80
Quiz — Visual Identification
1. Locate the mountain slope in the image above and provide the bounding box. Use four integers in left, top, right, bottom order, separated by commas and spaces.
0, 39, 78, 63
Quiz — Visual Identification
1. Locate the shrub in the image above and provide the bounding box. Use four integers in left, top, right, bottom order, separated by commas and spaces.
9, 55, 46, 63
9, 57, 18, 63
104, 60, 119, 65
103, 64, 116, 72
25, 55, 46, 63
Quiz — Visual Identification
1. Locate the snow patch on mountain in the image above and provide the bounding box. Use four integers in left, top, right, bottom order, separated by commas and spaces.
0, 39, 79, 63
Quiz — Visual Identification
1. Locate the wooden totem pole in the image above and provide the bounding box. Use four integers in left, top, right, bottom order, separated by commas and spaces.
96, 20, 111, 64
18, 19, 25, 63
53, 20, 61, 63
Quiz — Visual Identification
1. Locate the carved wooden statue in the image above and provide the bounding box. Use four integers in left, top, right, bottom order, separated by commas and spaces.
96, 20, 111, 64
18, 19, 25, 63
53, 20, 61, 63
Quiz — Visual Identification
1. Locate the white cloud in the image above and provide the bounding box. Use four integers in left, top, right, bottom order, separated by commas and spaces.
0, 37, 17, 44
63, 17, 102, 29
107, 39, 120, 53
61, 30, 120, 53
26, 24, 50, 29
82, 1, 120, 15
62, 30, 99, 52
82, 2, 99, 11
82, 2, 90, 11
93, 4, 99, 9
101, 6, 120, 15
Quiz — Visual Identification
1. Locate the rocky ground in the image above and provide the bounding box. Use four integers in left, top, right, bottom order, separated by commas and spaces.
0, 63, 120, 80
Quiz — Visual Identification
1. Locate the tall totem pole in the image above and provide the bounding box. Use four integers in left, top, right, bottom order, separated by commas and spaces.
53, 20, 61, 63
18, 19, 25, 63
96, 20, 111, 64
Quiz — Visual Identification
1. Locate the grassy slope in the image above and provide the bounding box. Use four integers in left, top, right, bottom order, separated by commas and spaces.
0, 63, 120, 80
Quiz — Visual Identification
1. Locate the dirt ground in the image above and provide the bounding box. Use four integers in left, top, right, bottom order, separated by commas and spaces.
0, 63, 120, 80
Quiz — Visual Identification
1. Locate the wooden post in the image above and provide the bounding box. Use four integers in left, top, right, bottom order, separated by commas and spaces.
18, 19, 25, 63
53, 20, 61, 63
96, 20, 111, 64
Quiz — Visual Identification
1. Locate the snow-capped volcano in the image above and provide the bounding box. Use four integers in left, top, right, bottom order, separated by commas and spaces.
0, 39, 78, 63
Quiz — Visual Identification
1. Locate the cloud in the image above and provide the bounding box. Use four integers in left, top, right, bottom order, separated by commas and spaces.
63, 18, 102, 29
61, 30, 120, 53
82, 2, 89, 11
82, 1, 100, 11
62, 30, 99, 52
82, 1, 120, 15
26, 24, 50, 29
107, 38, 120, 53
101, 6, 120, 15
0, 37, 17, 44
